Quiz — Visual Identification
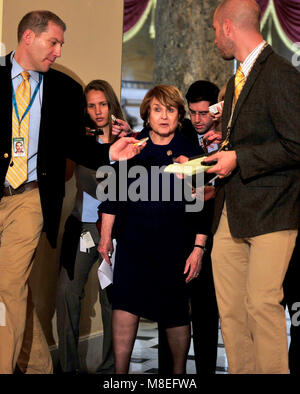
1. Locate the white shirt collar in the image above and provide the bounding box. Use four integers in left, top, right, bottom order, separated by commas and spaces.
240, 40, 266, 77
11, 51, 40, 83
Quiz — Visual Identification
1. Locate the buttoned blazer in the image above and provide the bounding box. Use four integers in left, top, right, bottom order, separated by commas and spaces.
212, 45, 300, 237
0, 53, 110, 247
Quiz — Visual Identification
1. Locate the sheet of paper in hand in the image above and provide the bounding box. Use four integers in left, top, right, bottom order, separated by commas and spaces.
164, 156, 217, 176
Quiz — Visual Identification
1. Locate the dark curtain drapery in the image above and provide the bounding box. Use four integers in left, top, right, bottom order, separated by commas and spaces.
256, 0, 270, 16
256, 0, 300, 42
124, 1, 300, 44
123, 0, 150, 33
275, 0, 300, 43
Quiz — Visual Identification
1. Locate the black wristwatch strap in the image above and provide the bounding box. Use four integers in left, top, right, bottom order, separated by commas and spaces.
194, 244, 207, 252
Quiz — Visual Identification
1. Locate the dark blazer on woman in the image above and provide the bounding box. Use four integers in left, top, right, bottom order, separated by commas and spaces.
0, 53, 110, 247
212, 45, 300, 238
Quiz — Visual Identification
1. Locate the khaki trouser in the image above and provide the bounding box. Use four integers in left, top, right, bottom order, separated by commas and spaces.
212, 203, 297, 374
0, 188, 52, 374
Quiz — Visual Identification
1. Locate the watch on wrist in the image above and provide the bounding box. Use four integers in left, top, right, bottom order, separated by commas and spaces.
194, 244, 207, 252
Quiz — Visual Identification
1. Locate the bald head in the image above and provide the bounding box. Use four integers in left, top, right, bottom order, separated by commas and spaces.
213, 0, 263, 62
215, 0, 261, 33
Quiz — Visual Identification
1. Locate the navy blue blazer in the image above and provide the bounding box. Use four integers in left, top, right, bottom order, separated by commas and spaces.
0, 53, 110, 247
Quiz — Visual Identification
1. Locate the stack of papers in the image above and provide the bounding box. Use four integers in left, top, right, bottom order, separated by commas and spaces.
164, 156, 213, 176
97, 239, 116, 289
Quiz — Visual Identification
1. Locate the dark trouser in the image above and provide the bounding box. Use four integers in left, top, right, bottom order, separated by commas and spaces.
282, 231, 300, 375
158, 252, 219, 374
56, 222, 114, 373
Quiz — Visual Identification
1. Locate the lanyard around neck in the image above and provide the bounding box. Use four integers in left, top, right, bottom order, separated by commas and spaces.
12, 73, 43, 128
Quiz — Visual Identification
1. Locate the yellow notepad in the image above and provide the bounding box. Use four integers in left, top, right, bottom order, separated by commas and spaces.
164, 157, 214, 176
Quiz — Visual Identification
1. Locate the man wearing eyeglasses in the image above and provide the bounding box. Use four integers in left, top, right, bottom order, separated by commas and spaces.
182, 80, 220, 155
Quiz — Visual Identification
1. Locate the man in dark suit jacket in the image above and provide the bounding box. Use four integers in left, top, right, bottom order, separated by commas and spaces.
203, 0, 300, 374
0, 10, 142, 374
182, 80, 220, 151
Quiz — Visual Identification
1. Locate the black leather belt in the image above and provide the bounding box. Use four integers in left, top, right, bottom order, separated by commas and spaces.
2, 181, 39, 196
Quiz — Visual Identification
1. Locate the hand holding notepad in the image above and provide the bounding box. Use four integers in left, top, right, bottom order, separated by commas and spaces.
164, 156, 217, 176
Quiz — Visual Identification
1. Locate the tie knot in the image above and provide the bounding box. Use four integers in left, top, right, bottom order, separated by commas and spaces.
21, 71, 30, 81
235, 66, 244, 82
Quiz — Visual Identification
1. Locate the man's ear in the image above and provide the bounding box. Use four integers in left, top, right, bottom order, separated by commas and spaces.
223, 18, 232, 37
22, 29, 35, 45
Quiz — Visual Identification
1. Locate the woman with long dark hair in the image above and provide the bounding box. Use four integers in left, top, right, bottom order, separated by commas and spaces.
56, 80, 126, 374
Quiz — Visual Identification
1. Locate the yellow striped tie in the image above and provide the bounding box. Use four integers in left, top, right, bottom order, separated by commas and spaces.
6, 71, 31, 189
234, 66, 245, 105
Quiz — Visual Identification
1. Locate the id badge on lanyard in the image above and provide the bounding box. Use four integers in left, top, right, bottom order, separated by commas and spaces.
12, 137, 26, 157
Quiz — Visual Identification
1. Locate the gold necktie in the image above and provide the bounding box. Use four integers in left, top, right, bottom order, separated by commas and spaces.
6, 71, 31, 189
234, 66, 245, 105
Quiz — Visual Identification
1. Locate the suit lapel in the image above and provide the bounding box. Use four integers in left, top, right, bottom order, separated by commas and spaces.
222, 76, 234, 139
37, 71, 52, 169
40, 70, 49, 125
2, 54, 13, 146
230, 45, 273, 129
39, 70, 54, 142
